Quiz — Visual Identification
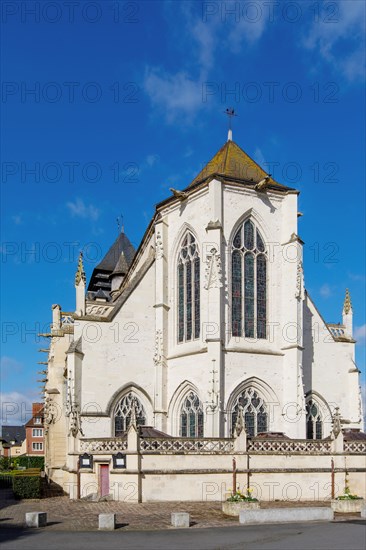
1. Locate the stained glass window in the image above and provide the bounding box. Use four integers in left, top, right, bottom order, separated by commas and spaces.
231, 387, 268, 437
114, 392, 146, 437
232, 250, 242, 337
231, 220, 267, 339
306, 399, 323, 440
180, 391, 204, 437
178, 232, 200, 342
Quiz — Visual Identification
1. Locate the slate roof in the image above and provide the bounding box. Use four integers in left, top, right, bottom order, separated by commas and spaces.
1, 425, 26, 444
96, 232, 135, 272
189, 139, 288, 189
342, 429, 366, 441
87, 232, 136, 293
139, 426, 173, 438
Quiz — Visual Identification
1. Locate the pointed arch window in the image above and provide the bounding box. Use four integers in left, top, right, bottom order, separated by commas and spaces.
178, 232, 200, 342
231, 387, 268, 437
114, 392, 146, 437
306, 399, 323, 439
232, 220, 267, 339
180, 391, 204, 437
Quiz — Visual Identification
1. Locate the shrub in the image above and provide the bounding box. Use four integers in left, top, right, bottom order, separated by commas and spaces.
13, 473, 41, 499
17, 456, 44, 470
0, 457, 11, 471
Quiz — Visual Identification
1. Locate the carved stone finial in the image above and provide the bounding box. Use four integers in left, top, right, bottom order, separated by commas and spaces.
75, 252, 86, 286
332, 407, 342, 438
343, 289, 352, 315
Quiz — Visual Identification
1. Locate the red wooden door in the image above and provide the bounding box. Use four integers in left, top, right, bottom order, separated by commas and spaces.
99, 464, 109, 497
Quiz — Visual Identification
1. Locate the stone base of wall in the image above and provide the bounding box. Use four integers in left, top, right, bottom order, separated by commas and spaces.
331, 498, 364, 513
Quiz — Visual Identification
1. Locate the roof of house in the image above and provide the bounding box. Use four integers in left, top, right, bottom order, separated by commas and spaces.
188, 139, 289, 190
1, 425, 26, 444
25, 407, 44, 428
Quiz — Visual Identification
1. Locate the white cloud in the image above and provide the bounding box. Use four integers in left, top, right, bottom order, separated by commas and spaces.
302, 0, 365, 82
144, 5, 267, 123
349, 272, 366, 282
354, 324, 366, 344
0, 391, 36, 425
319, 283, 332, 298
228, 9, 267, 53
146, 154, 160, 167
66, 198, 100, 221
144, 68, 204, 124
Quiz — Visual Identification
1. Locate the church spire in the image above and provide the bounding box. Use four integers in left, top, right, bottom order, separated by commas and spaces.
75, 252, 86, 286
75, 252, 86, 316
342, 288, 353, 338
343, 288, 352, 315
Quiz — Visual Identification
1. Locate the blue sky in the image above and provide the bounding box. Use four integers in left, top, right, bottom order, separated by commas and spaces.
1, 0, 365, 425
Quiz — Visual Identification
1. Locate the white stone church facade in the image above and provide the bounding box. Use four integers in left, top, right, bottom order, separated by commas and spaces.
43, 135, 364, 500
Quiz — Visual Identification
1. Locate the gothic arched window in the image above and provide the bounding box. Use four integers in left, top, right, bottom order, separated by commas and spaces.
114, 392, 146, 437
232, 220, 267, 339
178, 232, 200, 342
231, 387, 268, 437
306, 399, 323, 439
180, 391, 204, 437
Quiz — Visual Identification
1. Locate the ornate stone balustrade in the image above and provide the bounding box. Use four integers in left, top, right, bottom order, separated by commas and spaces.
344, 441, 366, 453
78, 436, 365, 455
247, 439, 332, 454
140, 437, 235, 454
80, 438, 127, 454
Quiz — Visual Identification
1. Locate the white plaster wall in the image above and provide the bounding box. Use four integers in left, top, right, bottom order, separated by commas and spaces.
302, 294, 361, 430
76, 263, 156, 438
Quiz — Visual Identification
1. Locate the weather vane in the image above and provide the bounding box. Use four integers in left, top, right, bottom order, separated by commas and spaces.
224, 107, 238, 141
116, 214, 124, 234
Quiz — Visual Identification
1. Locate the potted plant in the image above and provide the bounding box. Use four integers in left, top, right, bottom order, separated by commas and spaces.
331, 480, 364, 513
222, 488, 260, 516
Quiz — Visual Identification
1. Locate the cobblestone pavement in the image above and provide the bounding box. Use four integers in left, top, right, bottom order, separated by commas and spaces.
0, 489, 361, 532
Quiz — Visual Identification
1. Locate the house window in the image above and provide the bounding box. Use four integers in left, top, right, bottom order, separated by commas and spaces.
180, 391, 204, 437
232, 220, 267, 339
32, 429, 43, 437
114, 392, 146, 437
34, 417, 42, 424
306, 400, 323, 439
32, 442, 43, 451
231, 387, 268, 437
178, 232, 200, 342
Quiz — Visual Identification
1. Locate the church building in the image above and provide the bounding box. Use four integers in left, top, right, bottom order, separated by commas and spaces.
43, 131, 363, 497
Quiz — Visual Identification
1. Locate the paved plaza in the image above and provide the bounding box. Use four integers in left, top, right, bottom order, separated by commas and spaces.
0, 488, 342, 532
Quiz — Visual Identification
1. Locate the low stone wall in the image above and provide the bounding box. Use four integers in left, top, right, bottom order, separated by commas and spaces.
239, 507, 334, 525
58, 433, 366, 502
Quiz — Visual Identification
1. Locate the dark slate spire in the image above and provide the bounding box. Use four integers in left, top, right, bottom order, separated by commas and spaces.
87, 232, 135, 294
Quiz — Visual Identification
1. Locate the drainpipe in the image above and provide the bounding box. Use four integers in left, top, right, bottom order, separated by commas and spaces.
331, 458, 335, 499
77, 458, 80, 500
232, 457, 237, 494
